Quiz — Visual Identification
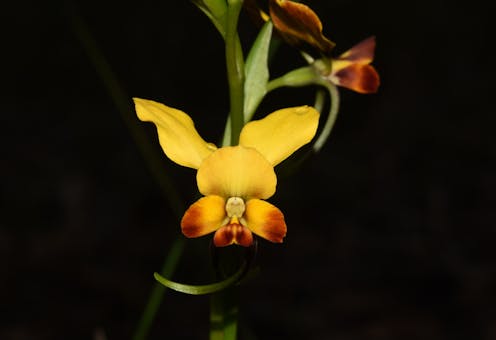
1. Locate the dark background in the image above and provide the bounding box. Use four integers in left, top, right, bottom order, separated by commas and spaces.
2, 1, 494, 339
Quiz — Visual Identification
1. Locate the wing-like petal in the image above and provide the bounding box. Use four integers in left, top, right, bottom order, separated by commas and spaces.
239, 106, 319, 166
134, 98, 216, 169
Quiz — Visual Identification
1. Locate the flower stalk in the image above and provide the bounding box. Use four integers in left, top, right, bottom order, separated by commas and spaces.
218, 0, 244, 338
210, 287, 239, 340
225, 0, 245, 145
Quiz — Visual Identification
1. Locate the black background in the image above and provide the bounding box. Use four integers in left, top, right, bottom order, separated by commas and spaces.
2, 1, 494, 339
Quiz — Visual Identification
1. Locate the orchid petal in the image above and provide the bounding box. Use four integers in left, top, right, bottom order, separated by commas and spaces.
336, 36, 376, 64
244, 199, 286, 243
181, 195, 226, 238
239, 106, 319, 166
134, 98, 216, 169
269, 0, 335, 56
328, 36, 380, 93
330, 62, 380, 94
197, 146, 277, 200
213, 224, 254, 247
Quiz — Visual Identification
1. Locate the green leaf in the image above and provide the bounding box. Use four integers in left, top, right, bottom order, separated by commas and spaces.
153, 260, 247, 295
244, 21, 273, 121
192, 0, 228, 38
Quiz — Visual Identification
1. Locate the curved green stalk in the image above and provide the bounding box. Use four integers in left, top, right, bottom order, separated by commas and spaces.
313, 82, 340, 152
153, 258, 247, 295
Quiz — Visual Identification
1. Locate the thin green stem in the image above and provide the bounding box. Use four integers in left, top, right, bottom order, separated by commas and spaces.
266, 76, 287, 93
313, 82, 340, 152
313, 87, 326, 118
211, 2, 244, 338
210, 284, 239, 340
225, 0, 245, 145
266, 65, 317, 93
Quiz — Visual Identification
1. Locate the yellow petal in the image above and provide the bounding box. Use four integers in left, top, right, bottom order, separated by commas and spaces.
197, 146, 277, 200
181, 195, 226, 238
133, 98, 216, 169
239, 106, 320, 166
244, 199, 286, 243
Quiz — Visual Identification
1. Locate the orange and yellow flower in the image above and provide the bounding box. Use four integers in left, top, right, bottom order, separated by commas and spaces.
134, 98, 319, 247
324, 36, 379, 94
246, 0, 380, 93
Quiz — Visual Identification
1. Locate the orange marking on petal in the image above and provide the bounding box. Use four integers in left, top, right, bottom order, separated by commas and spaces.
333, 63, 380, 94
213, 225, 235, 247
234, 226, 254, 247
244, 199, 287, 243
213, 223, 254, 247
181, 195, 226, 238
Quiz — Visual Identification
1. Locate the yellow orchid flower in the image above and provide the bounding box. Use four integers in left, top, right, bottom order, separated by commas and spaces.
134, 98, 320, 247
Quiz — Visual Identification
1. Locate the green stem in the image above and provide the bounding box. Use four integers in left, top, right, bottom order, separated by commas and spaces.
225, 0, 245, 145
211, 2, 244, 339
210, 286, 239, 340
266, 65, 317, 93
313, 82, 340, 152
